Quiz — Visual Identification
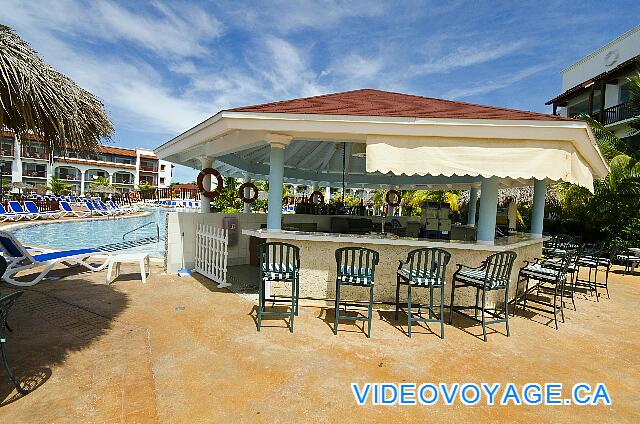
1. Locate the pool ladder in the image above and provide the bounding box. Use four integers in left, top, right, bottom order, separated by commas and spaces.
122, 221, 160, 241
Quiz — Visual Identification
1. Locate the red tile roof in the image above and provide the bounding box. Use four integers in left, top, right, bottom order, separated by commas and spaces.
228, 89, 572, 121
139, 154, 157, 160
98, 145, 137, 157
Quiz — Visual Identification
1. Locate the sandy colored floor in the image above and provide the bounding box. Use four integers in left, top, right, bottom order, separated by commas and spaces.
0, 261, 638, 423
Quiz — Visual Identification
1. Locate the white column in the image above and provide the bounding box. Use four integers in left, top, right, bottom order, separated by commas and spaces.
11, 134, 22, 184
108, 172, 113, 185
199, 156, 213, 213
243, 174, 251, 214
467, 187, 478, 226
531, 178, 547, 237
45, 163, 54, 194
325, 186, 331, 203
477, 177, 499, 243
266, 134, 291, 230
80, 171, 86, 196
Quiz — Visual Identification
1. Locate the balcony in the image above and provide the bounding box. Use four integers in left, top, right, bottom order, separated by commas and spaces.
57, 172, 81, 181
21, 149, 49, 160
139, 165, 158, 172
113, 177, 134, 185
23, 170, 46, 178
594, 101, 638, 126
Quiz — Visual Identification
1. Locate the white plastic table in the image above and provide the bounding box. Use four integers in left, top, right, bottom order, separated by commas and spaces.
106, 253, 151, 284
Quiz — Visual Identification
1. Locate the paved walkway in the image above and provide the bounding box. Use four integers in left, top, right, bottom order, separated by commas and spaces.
0, 263, 639, 422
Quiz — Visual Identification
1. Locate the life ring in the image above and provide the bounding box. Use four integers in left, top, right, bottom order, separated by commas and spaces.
310, 190, 324, 204
237, 182, 258, 203
385, 190, 401, 207
197, 168, 223, 199
129, 191, 140, 202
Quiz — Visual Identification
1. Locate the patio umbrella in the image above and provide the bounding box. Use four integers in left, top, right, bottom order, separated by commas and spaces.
88, 185, 116, 194
0, 25, 113, 152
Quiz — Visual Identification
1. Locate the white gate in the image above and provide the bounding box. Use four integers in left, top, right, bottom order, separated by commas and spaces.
194, 224, 231, 288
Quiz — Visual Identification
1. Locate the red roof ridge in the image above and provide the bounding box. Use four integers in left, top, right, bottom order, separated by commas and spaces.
226, 88, 572, 122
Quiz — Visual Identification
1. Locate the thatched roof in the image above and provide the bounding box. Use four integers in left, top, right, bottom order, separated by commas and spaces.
88, 185, 116, 194
0, 25, 113, 152
458, 186, 560, 208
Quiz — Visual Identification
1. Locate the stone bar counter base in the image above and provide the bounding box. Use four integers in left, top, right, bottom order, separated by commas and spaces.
243, 229, 543, 309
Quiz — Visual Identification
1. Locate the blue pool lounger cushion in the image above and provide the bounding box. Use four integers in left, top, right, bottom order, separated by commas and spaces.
0, 231, 110, 287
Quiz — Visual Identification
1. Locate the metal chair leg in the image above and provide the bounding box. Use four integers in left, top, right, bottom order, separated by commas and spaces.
257, 278, 263, 332
333, 282, 340, 335
481, 289, 487, 342
289, 278, 295, 333
448, 281, 456, 325
439, 286, 445, 339
407, 285, 412, 338
1, 342, 28, 395
367, 285, 373, 338
504, 286, 510, 337
394, 276, 401, 321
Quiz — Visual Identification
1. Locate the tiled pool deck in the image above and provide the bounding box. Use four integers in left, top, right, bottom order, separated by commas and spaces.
0, 262, 638, 422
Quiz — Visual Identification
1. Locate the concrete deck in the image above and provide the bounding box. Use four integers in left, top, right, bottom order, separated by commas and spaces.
0, 263, 638, 422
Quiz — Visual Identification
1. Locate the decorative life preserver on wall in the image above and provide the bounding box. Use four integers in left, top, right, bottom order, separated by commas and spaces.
237, 182, 258, 203
385, 190, 401, 207
310, 190, 324, 204
197, 168, 223, 199
129, 191, 140, 202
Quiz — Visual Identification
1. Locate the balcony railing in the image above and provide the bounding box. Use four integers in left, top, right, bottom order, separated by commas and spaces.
594, 101, 638, 125
139, 165, 158, 172
113, 178, 134, 185
21, 149, 49, 159
23, 170, 46, 178
57, 173, 81, 180
1, 147, 13, 156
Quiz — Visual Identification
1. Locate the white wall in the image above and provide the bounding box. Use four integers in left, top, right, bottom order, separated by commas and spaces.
166, 212, 424, 273
562, 25, 640, 91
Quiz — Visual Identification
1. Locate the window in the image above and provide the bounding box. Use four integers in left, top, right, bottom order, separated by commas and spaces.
620, 81, 632, 104
160, 177, 165, 184
1, 137, 14, 156
22, 162, 46, 177
160, 164, 165, 171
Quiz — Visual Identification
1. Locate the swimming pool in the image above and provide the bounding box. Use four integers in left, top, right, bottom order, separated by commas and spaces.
12, 209, 172, 258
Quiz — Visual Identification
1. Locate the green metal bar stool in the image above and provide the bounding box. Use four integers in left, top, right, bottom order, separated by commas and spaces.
256, 242, 300, 333
334, 247, 379, 338
449, 251, 517, 342
395, 247, 451, 338
1, 290, 29, 395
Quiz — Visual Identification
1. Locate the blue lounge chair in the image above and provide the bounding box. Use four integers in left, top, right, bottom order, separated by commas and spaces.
24, 201, 62, 219
59, 201, 91, 218
97, 201, 120, 215
0, 204, 21, 222
8, 201, 38, 220
84, 201, 109, 216
0, 230, 110, 286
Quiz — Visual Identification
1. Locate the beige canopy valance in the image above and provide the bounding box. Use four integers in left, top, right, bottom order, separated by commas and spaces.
366, 136, 598, 192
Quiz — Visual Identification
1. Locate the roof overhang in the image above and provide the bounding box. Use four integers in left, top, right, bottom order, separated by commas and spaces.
155, 111, 609, 191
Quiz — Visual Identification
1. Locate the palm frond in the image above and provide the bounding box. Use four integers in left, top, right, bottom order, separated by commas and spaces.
0, 25, 113, 152
574, 113, 625, 160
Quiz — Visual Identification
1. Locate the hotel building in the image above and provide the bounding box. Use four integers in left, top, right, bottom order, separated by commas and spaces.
0, 131, 173, 195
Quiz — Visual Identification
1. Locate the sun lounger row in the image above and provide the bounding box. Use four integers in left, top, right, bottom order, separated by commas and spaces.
0, 200, 139, 221
156, 200, 200, 208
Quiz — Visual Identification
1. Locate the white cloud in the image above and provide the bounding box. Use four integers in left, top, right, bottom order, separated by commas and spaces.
409, 41, 526, 76
443, 64, 552, 100
231, 0, 386, 33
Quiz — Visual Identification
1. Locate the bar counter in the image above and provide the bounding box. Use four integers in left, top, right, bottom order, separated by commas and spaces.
242, 229, 543, 307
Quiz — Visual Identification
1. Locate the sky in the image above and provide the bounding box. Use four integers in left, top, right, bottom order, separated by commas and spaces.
1, 1, 638, 183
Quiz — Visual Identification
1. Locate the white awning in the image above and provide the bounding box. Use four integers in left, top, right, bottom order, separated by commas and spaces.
366, 135, 602, 192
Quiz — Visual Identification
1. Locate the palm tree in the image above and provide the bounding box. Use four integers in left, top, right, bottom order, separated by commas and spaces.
0, 25, 113, 153
45, 176, 70, 195
89, 176, 110, 188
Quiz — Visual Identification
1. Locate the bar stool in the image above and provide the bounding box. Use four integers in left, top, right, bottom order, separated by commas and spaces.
334, 247, 379, 338
395, 248, 451, 338
449, 251, 517, 342
256, 242, 300, 333
516, 249, 575, 330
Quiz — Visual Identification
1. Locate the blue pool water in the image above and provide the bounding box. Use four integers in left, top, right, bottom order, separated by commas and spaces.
12, 209, 171, 258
